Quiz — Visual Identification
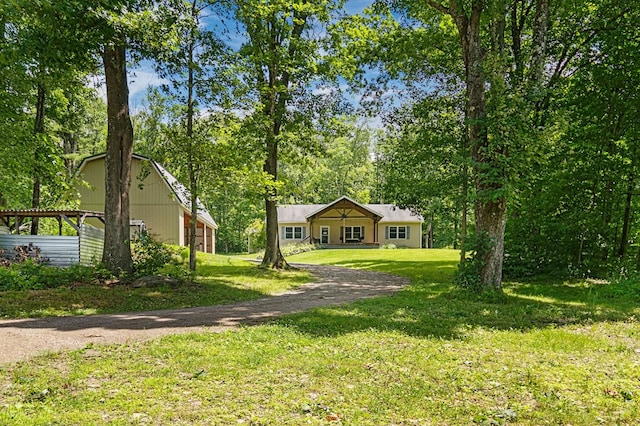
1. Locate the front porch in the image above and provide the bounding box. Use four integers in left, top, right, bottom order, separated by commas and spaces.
305, 197, 383, 246
321, 242, 380, 249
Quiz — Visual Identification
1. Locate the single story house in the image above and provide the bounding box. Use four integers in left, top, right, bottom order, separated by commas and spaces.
77, 153, 218, 253
278, 196, 423, 248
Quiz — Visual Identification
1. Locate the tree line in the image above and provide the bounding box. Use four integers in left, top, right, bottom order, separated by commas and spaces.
1, 0, 638, 293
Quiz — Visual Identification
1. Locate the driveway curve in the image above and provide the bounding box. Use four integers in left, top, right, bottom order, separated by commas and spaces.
0, 264, 409, 365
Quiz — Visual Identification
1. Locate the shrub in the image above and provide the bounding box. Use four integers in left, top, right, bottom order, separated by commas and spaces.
0, 261, 98, 291
131, 232, 177, 278
380, 243, 397, 250
454, 232, 492, 293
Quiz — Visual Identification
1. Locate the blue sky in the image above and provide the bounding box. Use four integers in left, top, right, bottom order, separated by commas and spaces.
121, 0, 380, 113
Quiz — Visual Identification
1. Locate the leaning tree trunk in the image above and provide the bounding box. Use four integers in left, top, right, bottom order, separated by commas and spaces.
102, 40, 134, 274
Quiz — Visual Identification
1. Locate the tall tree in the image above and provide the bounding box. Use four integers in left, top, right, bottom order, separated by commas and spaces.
146, 0, 229, 271
102, 36, 134, 273
379, 0, 552, 290
231, 0, 343, 268
87, 0, 183, 273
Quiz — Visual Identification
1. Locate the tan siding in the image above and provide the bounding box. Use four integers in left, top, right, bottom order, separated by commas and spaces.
378, 222, 422, 248
279, 222, 310, 246
77, 159, 106, 212
310, 218, 378, 244
79, 157, 182, 245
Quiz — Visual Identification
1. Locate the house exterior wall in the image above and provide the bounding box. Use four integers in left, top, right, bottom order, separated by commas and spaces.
378, 222, 422, 248
78, 157, 181, 245
311, 218, 375, 244
279, 220, 423, 248
184, 212, 216, 253
279, 222, 310, 245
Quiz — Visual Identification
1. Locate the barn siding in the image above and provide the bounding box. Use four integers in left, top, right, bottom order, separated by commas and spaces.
79, 225, 104, 266
78, 156, 182, 245
0, 235, 80, 266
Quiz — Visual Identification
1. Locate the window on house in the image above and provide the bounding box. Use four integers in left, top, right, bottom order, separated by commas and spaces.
340, 226, 364, 241
283, 226, 305, 240
343, 226, 364, 241
387, 226, 408, 240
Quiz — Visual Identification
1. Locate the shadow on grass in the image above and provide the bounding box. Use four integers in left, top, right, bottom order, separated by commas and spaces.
275, 261, 638, 341
0, 261, 310, 320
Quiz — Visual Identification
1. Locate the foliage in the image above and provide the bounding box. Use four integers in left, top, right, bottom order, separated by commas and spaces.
280, 117, 377, 204
131, 232, 178, 278
0, 262, 97, 291
454, 233, 490, 293
375, 94, 469, 249
379, 243, 397, 249
596, 272, 640, 302
281, 242, 317, 257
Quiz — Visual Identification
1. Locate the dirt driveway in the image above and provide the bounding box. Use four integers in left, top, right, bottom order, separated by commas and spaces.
0, 264, 408, 365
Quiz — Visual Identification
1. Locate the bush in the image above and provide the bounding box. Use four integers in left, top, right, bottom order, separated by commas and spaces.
131, 232, 177, 278
380, 243, 397, 249
454, 232, 492, 293
0, 261, 99, 291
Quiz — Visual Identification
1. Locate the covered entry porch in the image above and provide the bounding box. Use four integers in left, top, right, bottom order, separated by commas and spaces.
305, 197, 382, 246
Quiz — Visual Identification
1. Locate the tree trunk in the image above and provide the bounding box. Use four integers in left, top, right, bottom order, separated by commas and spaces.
459, 148, 469, 265
31, 82, 46, 235
261, 129, 287, 269
455, 2, 506, 291
618, 173, 634, 258
255, 10, 307, 270
187, 5, 198, 271
102, 41, 133, 274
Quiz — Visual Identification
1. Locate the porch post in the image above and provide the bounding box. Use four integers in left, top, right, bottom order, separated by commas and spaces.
373, 218, 379, 243
203, 225, 207, 253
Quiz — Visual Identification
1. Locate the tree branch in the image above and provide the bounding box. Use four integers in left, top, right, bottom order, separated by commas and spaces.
424, 0, 450, 15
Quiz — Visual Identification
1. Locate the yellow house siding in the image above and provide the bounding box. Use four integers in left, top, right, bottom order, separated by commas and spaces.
309, 218, 374, 244
279, 222, 310, 245
378, 222, 422, 248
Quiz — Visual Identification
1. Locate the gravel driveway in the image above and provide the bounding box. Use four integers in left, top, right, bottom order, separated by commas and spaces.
0, 264, 408, 365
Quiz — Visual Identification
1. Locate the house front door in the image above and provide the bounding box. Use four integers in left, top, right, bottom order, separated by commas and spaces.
320, 226, 329, 244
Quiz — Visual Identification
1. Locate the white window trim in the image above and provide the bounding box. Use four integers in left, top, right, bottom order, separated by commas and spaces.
283, 226, 306, 240
387, 225, 409, 240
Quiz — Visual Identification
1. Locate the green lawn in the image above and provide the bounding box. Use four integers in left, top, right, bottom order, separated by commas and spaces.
0, 255, 310, 318
1, 248, 639, 425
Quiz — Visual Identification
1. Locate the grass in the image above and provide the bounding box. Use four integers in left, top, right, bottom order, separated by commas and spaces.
0, 254, 310, 318
1, 248, 639, 425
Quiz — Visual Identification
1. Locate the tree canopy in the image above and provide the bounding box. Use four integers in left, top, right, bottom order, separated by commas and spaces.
2, 0, 639, 287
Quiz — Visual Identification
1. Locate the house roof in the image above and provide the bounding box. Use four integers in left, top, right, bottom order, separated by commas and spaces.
77, 153, 217, 229
278, 196, 423, 223
305, 196, 383, 220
